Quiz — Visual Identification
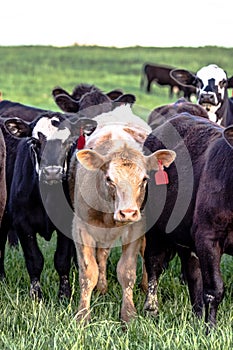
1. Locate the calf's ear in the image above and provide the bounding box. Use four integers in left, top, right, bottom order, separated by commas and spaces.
146, 149, 176, 170
4, 118, 32, 138
223, 126, 233, 147
76, 149, 105, 170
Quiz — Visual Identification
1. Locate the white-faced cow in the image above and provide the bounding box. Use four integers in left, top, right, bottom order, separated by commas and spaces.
69, 104, 176, 323
170, 64, 233, 126
1, 112, 97, 299
0, 100, 55, 247
140, 63, 196, 100
143, 113, 233, 332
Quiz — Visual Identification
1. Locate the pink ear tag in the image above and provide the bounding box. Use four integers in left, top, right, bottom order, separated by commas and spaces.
77, 127, 85, 149
155, 160, 169, 185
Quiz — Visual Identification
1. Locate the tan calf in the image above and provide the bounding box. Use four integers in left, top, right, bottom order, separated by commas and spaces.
72, 139, 175, 323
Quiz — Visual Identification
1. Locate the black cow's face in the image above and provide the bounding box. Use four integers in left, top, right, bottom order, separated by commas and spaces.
4, 113, 97, 184
39, 118, 97, 184
195, 64, 227, 121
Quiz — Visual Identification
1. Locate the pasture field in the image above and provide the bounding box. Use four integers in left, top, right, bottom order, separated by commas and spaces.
0, 45, 233, 349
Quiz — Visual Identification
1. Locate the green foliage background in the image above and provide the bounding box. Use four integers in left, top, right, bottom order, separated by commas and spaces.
0, 45, 233, 349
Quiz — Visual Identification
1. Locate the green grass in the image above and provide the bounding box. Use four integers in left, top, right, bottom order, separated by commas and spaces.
0, 45, 233, 349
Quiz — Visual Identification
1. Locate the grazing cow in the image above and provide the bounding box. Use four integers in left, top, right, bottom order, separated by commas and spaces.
69, 104, 176, 323
147, 97, 209, 130
140, 63, 196, 100
143, 113, 233, 331
170, 64, 233, 126
1, 112, 97, 299
52, 83, 134, 114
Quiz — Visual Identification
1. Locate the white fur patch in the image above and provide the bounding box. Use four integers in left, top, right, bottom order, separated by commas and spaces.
32, 116, 61, 139
93, 105, 151, 135
197, 64, 227, 86
48, 127, 71, 142
85, 105, 151, 149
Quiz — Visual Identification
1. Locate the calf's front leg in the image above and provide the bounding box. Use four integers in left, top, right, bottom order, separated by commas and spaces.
117, 238, 141, 323
96, 247, 110, 294
75, 242, 99, 323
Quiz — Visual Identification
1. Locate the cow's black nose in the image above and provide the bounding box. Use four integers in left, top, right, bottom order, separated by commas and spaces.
199, 93, 216, 105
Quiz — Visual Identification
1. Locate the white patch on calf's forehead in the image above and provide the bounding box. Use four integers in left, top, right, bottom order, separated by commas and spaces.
32, 116, 61, 139
48, 127, 71, 142
197, 64, 227, 85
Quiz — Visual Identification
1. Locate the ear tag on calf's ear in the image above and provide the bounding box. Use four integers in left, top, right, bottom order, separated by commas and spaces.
155, 160, 169, 185
77, 127, 85, 149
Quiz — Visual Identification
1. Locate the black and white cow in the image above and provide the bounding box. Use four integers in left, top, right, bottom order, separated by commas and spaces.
143, 113, 233, 331
170, 64, 233, 126
1, 112, 97, 299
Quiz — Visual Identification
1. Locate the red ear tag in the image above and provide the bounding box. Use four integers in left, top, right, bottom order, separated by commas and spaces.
77, 127, 85, 149
155, 160, 169, 185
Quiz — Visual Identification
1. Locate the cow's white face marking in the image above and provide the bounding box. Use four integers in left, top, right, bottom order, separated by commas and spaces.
196, 64, 227, 116
32, 116, 61, 139
48, 127, 71, 143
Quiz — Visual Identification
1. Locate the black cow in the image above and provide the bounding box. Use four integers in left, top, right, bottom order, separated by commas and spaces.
0, 100, 54, 247
0, 100, 49, 122
140, 63, 196, 100
147, 97, 209, 130
52, 83, 134, 114
170, 64, 233, 126
143, 113, 233, 331
1, 113, 97, 299
0, 128, 6, 231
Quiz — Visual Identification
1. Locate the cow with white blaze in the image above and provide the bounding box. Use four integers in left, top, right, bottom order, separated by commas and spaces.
170, 64, 233, 126
2, 112, 96, 299
69, 105, 176, 323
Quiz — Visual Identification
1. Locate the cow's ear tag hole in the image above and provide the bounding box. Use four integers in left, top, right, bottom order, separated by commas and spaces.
155, 160, 169, 185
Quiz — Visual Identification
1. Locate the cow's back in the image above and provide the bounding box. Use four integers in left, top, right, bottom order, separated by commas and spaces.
0, 100, 47, 122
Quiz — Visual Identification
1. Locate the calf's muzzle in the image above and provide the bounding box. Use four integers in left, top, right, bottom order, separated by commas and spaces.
115, 208, 141, 222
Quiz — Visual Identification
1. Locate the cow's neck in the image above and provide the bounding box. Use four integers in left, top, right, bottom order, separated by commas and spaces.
217, 91, 228, 126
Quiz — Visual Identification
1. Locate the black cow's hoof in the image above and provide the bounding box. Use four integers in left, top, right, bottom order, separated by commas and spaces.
30, 279, 43, 301
58, 275, 71, 299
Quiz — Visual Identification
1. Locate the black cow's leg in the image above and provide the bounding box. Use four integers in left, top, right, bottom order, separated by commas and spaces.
7, 228, 19, 248
195, 233, 224, 330
54, 231, 72, 299
169, 86, 173, 99
143, 231, 173, 316
17, 231, 44, 300
0, 216, 8, 279
146, 80, 151, 93
178, 247, 204, 318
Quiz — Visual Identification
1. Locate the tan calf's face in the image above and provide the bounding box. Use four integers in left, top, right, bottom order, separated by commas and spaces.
76, 146, 176, 223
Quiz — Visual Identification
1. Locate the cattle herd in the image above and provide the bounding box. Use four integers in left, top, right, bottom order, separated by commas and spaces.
0, 63, 233, 333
